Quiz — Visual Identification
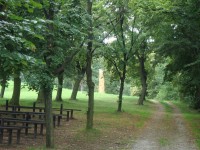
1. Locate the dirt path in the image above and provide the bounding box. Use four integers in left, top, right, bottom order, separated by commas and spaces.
132, 101, 198, 150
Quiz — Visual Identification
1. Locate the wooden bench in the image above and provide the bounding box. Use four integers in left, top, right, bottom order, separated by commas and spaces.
0, 125, 30, 145
4, 101, 81, 123
53, 104, 81, 120
0, 110, 63, 128
1, 118, 45, 138
64, 109, 81, 119
5, 100, 45, 114
0, 110, 45, 120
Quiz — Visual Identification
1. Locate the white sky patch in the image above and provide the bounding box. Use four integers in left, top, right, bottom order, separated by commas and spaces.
104, 36, 117, 44
147, 36, 155, 43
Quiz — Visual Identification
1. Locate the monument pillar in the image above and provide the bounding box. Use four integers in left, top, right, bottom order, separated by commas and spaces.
98, 69, 105, 93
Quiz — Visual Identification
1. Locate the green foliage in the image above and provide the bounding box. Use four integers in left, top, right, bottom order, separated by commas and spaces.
24, 61, 54, 91
0, 0, 44, 87
149, 0, 200, 107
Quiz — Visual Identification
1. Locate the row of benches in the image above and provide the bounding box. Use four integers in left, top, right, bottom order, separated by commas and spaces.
5, 100, 81, 120
0, 100, 81, 145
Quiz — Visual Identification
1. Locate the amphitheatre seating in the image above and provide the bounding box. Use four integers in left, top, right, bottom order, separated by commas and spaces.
5, 100, 81, 121
0, 126, 22, 145
0, 100, 81, 145
53, 104, 81, 120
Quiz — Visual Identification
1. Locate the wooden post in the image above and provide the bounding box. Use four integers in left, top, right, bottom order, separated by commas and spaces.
8, 129, 13, 145
5, 100, 8, 110
16, 129, 21, 144
0, 129, 3, 143
33, 102, 36, 118
60, 104, 63, 115
33, 102, 36, 112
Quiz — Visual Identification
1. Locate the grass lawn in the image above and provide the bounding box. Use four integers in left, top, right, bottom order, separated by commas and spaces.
0, 82, 155, 149
173, 101, 200, 149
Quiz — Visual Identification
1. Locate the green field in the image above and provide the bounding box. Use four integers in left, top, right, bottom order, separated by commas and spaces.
1, 83, 200, 149
0, 82, 155, 149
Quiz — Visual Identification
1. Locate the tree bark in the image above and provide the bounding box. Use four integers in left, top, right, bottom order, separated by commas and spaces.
43, 85, 54, 148
117, 54, 127, 112
41, 0, 55, 147
10, 71, 21, 106
118, 77, 125, 112
55, 73, 63, 102
70, 63, 86, 100
36, 88, 45, 103
70, 75, 83, 100
86, 0, 94, 129
192, 86, 200, 109
117, 60, 126, 112
0, 76, 6, 98
137, 56, 147, 105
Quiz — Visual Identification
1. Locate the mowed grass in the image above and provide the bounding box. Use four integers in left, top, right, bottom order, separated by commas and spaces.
0, 82, 155, 149
173, 101, 200, 149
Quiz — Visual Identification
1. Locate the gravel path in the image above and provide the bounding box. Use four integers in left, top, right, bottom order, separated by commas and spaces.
132, 101, 198, 150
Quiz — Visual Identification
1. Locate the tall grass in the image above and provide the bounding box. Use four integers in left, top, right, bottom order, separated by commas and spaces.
173, 101, 200, 149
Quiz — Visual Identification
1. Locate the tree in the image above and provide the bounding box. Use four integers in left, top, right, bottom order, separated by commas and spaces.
103, 0, 138, 111
33, 0, 88, 147
128, 0, 174, 104
55, 73, 64, 101
154, 0, 200, 108
36, 88, 45, 103
0, 75, 7, 98
86, 0, 94, 129
136, 41, 148, 105
70, 61, 86, 100
0, 0, 40, 104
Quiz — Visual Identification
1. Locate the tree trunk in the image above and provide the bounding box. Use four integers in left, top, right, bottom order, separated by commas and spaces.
70, 76, 83, 100
86, 0, 94, 129
70, 66, 85, 100
0, 76, 6, 98
36, 88, 45, 103
117, 55, 127, 112
10, 71, 21, 106
55, 73, 63, 102
117, 77, 125, 112
138, 56, 147, 105
43, 85, 54, 148
192, 86, 200, 109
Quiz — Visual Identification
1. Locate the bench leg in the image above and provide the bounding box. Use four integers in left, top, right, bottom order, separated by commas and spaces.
25, 123, 29, 135
70, 110, 73, 119
34, 124, 37, 139
58, 116, 61, 126
39, 109, 42, 119
8, 129, 13, 145
66, 111, 70, 121
40, 124, 43, 135
53, 115, 56, 128
0, 129, 3, 144
16, 129, 21, 144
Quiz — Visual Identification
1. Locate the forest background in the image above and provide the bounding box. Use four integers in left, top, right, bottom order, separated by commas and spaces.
0, 0, 200, 148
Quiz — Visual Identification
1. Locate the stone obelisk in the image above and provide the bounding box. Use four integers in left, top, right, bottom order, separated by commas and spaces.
98, 69, 105, 93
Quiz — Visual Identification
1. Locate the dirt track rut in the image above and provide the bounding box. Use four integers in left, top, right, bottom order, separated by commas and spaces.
132, 101, 198, 150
